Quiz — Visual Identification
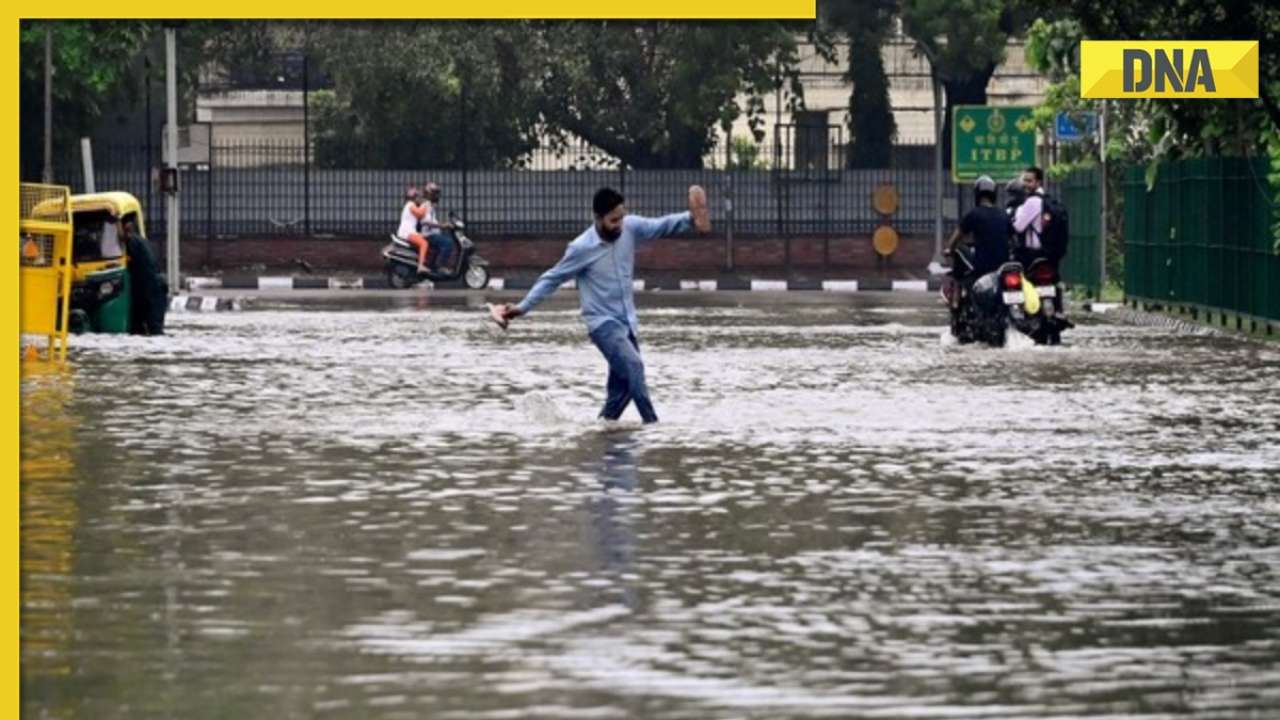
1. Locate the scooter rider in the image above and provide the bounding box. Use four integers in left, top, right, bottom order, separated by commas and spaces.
420, 182, 455, 271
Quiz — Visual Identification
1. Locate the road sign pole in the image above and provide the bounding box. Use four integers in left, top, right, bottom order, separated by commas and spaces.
1099, 101, 1108, 295
932, 74, 944, 263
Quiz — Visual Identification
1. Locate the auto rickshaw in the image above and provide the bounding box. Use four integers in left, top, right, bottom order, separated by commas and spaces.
37, 192, 167, 335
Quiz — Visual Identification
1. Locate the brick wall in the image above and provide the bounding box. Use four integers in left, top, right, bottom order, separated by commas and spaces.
175, 233, 934, 277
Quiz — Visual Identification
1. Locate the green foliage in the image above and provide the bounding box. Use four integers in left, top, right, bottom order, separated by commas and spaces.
898, 0, 1035, 168
308, 23, 540, 169
821, 0, 897, 168
1268, 129, 1280, 252
1024, 17, 1082, 82
900, 0, 1012, 81
19, 20, 155, 169
1052, 0, 1280, 162
728, 136, 766, 170
24, 19, 808, 172
1027, 2, 1280, 274
533, 22, 804, 168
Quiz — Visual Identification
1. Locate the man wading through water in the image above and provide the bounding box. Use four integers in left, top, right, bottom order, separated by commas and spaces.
490, 185, 711, 424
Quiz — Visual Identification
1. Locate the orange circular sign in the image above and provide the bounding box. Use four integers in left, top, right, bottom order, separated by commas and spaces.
872, 226, 899, 257
872, 184, 899, 215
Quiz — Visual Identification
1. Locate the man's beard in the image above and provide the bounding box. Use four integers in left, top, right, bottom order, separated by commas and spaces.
599, 224, 622, 242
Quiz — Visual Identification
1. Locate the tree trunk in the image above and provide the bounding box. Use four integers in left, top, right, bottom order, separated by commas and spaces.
941, 62, 997, 171
846, 36, 895, 169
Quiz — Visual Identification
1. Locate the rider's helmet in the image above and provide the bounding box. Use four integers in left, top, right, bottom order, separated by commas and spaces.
405, 186, 420, 202
973, 175, 997, 205
1005, 177, 1026, 209
423, 182, 441, 201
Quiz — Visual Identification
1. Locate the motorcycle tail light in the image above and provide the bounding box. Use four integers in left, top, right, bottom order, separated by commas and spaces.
1002, 272, 1022, 290
1030, 264, 1057, 285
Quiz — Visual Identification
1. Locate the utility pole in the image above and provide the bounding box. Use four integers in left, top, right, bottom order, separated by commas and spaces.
165, 27, 180, 294
43, 28, 53, 183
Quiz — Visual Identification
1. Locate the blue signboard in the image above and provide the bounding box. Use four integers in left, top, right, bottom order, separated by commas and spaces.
1056, 111, 1098, 142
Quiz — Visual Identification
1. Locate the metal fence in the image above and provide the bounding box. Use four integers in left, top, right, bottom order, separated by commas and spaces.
1059, 166, 1102, 294
1124, 157, 1278, 323
34, 138, 942, 241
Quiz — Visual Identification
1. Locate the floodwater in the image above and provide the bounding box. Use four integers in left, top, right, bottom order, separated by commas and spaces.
20, 293, 1280, 719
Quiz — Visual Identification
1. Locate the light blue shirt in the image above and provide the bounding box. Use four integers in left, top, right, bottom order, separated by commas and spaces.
516, 212, 693, 335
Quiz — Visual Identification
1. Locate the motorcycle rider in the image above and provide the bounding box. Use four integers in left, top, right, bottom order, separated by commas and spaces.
947, 175, 1011, 279
945, 176, 1012, 318
1005, 176, 1026, 217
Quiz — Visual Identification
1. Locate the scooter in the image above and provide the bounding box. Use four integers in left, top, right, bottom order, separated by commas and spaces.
383, 213, 491, 290
1018, 258, 1074, 346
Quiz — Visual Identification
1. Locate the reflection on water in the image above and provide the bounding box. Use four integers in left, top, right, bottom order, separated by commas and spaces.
20, 296, 1280, 718
20, 365, 79, 718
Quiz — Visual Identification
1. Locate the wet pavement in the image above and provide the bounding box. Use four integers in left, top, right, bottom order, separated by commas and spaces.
20, 292, 1280, 718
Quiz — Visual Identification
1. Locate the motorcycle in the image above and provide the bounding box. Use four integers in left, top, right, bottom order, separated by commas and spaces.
383, 213, 491, 290
940, 246, 1071, 347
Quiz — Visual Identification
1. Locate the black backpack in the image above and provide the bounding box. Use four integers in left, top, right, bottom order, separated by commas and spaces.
1039, 193, 1070, 262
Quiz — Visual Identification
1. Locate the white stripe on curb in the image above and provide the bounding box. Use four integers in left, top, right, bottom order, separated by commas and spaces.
328, 277, 364, 290
751, 280, 788, 292
488, 278, 505, 290
170, 295, 244, 312
563, 279, 577, 290
185, 277, 223, 290
822, 280, 859, 292
258, 276, 294, 290
680, 280, 718, 291
892, 280, 928, 292
632, 279, 646, 291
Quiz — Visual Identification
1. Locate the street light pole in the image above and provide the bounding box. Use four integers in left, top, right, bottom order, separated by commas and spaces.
916, 41, 947, 265
1098, 100, 1108, 295
165, 27, 180, 295
302, 46, 310, 237
146, 56, 153, 232
932, 71, 944, 263
43, 28, 53, 184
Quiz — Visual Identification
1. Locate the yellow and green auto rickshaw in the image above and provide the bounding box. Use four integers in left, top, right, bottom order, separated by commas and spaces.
59, 192, 167, 335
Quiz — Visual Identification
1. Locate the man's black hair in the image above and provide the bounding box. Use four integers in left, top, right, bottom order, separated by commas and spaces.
593, 187, 625, 217
1026, 166, 1044, 183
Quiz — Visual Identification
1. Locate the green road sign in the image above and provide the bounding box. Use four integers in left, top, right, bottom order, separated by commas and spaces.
952, 105, 1038, 183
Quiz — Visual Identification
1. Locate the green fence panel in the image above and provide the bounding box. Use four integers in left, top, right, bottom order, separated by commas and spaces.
1060, 166, 1101, 294
1123, 156, 1278, 323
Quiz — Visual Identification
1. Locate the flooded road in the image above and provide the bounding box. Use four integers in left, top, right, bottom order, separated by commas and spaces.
21, 293, 1280, 718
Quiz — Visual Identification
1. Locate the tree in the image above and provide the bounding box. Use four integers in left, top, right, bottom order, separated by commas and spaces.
1026, 3, 1280, 250
19, 21, 155, 177
19, 20, 305, 179
899, 0, 1036, 170
307, 22, 541, 169
532, 21, 807, 169
1063, 0, 1280, 145
820, 0, 898, 168
1044, 0, 1280, 169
